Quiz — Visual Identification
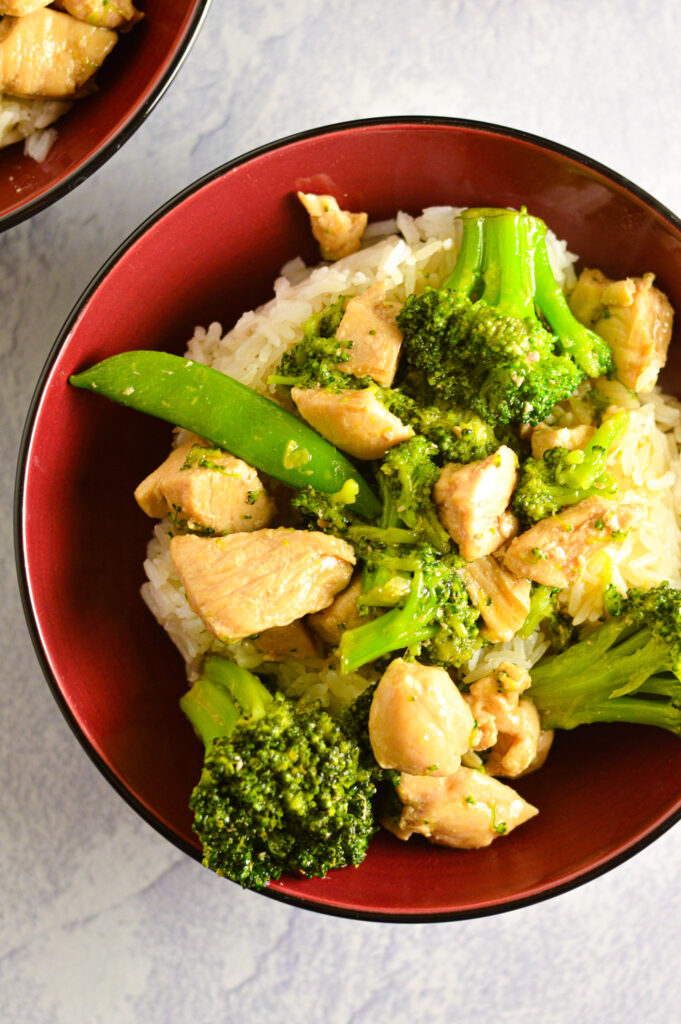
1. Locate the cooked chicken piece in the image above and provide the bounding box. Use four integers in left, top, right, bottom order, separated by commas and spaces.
517, 728, 554, 777
502, 496, 641, 588
385, 767, 538, 849
464, 662, 544, 778
297, 192, 368, 261
0, 1, 50, 15
433, 446, 518, 561
464, 556, 531, 643
291, 386, 413, 460
253, 620, 321, 661
0, 9, 117, 98
569, 268, 673, 393
369, 659, 474, 777
308, 573, 366, 646
530, 423, 596, 461
335, 283, 404, 387
170, 530, 356, 642
54, 0, 142, 30
134, 439, 275, 535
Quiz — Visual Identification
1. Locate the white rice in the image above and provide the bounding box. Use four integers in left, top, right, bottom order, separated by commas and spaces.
141, 206, 681, 704
0, 94, 70, 160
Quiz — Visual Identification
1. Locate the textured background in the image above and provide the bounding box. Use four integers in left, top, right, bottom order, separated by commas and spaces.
3, 1, 681, 1021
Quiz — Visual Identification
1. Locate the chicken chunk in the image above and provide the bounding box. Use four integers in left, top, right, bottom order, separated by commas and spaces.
297, 192, 368, 261
530, 423, 595, 461
0, 9, 117, 98
0, 1, 50, 15
569, 268, 673, 393
502, 496, 640, 587
335, 283, 404, 386
308, 573, 366, 646
54, 0, 142, 30
368, 659, 474, 777
385, 768, 538, 849
291, 387, 413, 460
464, 556, 531, 643
170, 529, 356, 642
464, 662, 546, 778
433, 446, 518, 561
134, 439, 276, 535
253, 620, 321, 661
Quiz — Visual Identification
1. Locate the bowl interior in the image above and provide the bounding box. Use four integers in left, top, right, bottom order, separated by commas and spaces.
0, 0, 208, 230
18, 120, 681, 919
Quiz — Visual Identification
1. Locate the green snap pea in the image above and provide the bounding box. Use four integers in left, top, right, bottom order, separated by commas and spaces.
69, 351, 380, 519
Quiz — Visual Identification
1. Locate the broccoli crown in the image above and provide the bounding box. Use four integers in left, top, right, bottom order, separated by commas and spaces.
378, 436, 450, 551
512, 412, 628, 522
528, 583, 681, 734
398, 287, 584, 426
190, 692, 377, 889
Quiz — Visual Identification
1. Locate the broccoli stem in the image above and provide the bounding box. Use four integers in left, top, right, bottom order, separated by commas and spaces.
530, 217, 614, 377
478, 208, 536, 320
517, 584, 555, 638
339, 569, 437, 674
554, 411, 628, 491
443, 210, 484, 295
180, 656, 272, 747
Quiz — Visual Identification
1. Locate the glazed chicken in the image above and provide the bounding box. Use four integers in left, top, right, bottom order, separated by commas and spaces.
134, 438, 276, 536
53, 0, 142, 30
308, 574, 367, 646
530, 423, 595, 461
253, 620, 321, 662
502, 496, 641, 587
0, 8, 117, 98
170, 529, 356, 642
464, 555, 531, 643
368, 659, 474, 777
297, 192, 368, 261
464, 662, 551, 778
386, 768, 538, 849
0, 1, 51, 15
291, 386, 413, 460
570, 268, 673, 393
335, 282, 404, 387
433, 446, 519, 561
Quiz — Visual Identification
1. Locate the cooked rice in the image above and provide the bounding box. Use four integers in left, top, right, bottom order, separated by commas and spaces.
0, 94, 70, 160
141, 206, 681, 705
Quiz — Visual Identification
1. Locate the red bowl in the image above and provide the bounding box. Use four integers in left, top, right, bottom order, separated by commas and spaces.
16, 117, 681, 920
0, 0, 211, 232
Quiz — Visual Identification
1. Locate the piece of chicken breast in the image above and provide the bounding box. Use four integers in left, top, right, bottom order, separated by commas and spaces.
464, 662, 547, 778
297, 192, 368, 261
368, 658, 475, 777
335, 283, 404, 387
291, 387, 413, 460
464, 555, 531, 643
134, 439, 275, 535
385, 767, 538, 849
54, 0, 142, 30
433, 446, 518, 561
502, 496, 640, 588
170, 529, 356, 642
0, 8, 117, 98
569, 268, 673, 393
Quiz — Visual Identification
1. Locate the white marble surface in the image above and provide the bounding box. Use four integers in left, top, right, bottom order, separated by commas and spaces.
3, 1, 681, 1021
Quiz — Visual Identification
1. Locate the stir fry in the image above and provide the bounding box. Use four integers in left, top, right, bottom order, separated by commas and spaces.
70, 202, 681, 889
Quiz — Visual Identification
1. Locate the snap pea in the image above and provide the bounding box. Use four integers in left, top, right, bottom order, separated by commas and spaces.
69, 350, 380, 519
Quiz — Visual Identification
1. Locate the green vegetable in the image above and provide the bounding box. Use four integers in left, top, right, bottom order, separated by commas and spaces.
528, 584, 681, 734
69, 350, 380, 518
513, 411, 629, 522
183, 655, 377, 889
397, 208, 614, 426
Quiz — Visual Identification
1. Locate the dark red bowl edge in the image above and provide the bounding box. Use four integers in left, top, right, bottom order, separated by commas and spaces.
0, 0, 213, 235
14, 114, 681, 923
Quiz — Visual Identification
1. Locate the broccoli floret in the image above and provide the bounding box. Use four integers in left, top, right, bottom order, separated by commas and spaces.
386, 379, 499, 464
512, 411, 629, 522
528, 584, 681, 734
397, 208, 614, 426
517, 584, 575, 651
183, 655, 377, 889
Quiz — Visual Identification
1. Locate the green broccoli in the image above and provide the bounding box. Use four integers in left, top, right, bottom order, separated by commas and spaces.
512, 411, 629, 522
528, 584, 681, 734
397, 208, 614, 426
517, 584, 575, 651
182, 655, 377, 889
386, 379, 499, 464
269, 296, 369, 391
